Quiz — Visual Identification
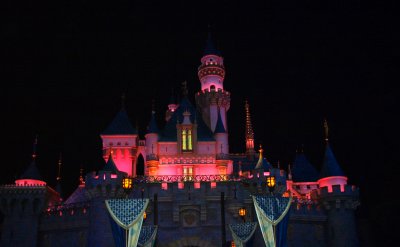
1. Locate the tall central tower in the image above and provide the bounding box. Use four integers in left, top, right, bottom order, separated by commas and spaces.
195, 33, 231, 133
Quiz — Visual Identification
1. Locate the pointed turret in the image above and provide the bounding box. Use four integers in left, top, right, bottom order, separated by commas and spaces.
55, 153, 63, 199
320, 144, 345, 178
292, 148, 319, 182
103, 153, 119, 174
147, 110, 159, 134
204, 32, 221, 56
245, 100, 256, 158
15, 136, 46, 186
255, 145, 272, 170
102, 107, 137, 135
320, 119, 345, 178
100, 95, 138, 176
318, 119, 348, 192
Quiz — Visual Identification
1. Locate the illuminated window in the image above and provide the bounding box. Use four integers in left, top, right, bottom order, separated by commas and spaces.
188, 130, 192, 150
183, 167, 193, 181
182, 128, 193, 152
182, 129, 187, 150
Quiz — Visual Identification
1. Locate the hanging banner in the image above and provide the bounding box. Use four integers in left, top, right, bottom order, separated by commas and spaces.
229, 222, 258, 247
138, 225, 158, 247
253, 195, 292, 247
106, 199, 149, 247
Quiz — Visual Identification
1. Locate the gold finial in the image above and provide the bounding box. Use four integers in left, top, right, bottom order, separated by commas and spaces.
324, 118, 329, 142
259, 144, 263, 154
32, 135, 38, 160
182, 81, 188, 97
79, 168, 85, 186
57, 153, 62, 181
121, 93, 126, 108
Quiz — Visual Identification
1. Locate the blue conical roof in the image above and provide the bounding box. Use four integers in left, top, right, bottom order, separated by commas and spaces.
20, 160, 43, 180
214, 109, 226, 134
204, 33, 221, 56
292, 152, 319, 182
160, 97, 214, 142
255, 149, 272, 171
102, 154, 119, 174
320, 144, 345, 178
102, 108, 137, 135
147, 111, 159, 134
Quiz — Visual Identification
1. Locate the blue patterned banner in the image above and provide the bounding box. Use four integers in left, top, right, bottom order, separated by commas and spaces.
106, 199, 149, 247
138, 225, 158, 247
229, 222, 257, 247
253, 195, 292, 247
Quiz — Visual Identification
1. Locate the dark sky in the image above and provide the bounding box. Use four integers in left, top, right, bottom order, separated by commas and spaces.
3, 0, 398, 241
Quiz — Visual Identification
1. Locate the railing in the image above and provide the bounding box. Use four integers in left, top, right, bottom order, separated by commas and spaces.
132, 175, 239, 183
45, 202, 90, 215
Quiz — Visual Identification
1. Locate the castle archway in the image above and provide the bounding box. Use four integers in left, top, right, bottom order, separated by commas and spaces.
136, 154, 145, 176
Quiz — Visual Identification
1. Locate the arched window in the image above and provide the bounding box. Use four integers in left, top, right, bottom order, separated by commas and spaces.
182, 128, 193, 152
182, 129, 187, 150
188, 130, 192, 151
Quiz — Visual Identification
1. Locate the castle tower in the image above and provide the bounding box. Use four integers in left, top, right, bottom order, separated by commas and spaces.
316, 120, 360, 246
214, 107, 229, 175
145, 110, 160, 176
195, 33, 231, 132
318, 120, 347, 192
100, 97, 138, 176
245, 100, 256, 159
85, 155, 125, 247
0, 137, 59, 247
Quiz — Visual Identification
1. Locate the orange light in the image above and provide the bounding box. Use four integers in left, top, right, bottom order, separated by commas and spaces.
143, 211, 147, 220
266, 176, 276, 188
122, 177, 133, 190
231, 241, 236, 247
238, 207, 246, 217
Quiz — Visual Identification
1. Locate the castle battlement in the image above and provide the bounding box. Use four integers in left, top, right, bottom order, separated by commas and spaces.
318, 184, 359, 198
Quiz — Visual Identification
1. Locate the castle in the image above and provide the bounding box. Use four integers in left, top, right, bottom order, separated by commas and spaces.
0, 35, 360, 247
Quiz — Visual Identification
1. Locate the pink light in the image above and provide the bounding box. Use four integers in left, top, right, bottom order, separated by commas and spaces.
15, 179, 46, 186
161, 183, 168, 190
318, 176, 348, 192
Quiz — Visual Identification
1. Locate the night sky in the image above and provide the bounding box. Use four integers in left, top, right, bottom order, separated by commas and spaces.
3, 0, 397, 244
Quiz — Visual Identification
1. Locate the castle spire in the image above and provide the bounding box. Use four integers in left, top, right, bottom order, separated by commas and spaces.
15, 135, 46, 186
245, 100, 256, 158
56, 153, 62, 181
32, 134, 38, 160
79, 168, 85, 186
324, 118, 329, 143
121, 93, 126, 109
182, 81, 188, 97
255, 145, 264, 169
